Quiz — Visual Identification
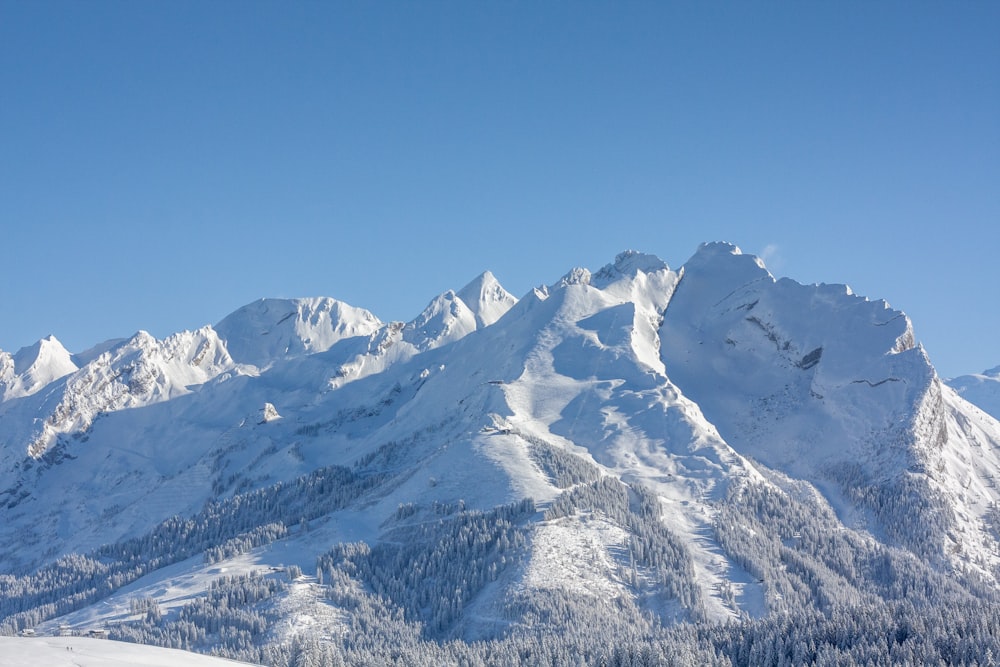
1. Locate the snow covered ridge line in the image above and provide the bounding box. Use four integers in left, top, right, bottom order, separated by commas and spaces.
0, 269, 519, 460
5, 242, 1000, 664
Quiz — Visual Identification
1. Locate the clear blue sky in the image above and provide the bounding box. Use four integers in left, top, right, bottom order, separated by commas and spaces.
1, 1, 997, 378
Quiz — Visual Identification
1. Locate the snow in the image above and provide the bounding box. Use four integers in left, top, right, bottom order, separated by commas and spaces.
402, 290, 479, 351
490, 260, 762, 620
660, 242, 929, 482
0, 326, 241, 460
0, 637, 256, 667
214, 296, 382, 369
522, 516, 631, 600
921, 381, 1000, 573
455, 270, 518, 328
4, 243, 1000, 645
0, 335, 78, 400
947, 366, 1000, 420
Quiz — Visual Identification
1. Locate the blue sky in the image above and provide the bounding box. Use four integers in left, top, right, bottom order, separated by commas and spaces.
1, 1, 997, 378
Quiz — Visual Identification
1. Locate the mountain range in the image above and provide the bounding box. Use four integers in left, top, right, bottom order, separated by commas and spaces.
2, 242, 999, 666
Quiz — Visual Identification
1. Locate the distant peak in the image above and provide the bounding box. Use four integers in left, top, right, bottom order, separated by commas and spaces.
408, 289, 467, 326
614, 249, 669, 271
557, 267, 592, 287
215, 295, 382, 368
5, 334, 78, 399
13, 335, 74, 375
403, 288, 478, 351
592, 250, 670, 286
456, 271, 517, 328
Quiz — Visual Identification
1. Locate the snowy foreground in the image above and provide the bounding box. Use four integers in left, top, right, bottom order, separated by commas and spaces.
3, 244, 1000, 664
0, 636, 254, 667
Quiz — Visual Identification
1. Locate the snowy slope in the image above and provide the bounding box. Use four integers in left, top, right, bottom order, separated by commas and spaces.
0, 636, 257, 667
659, 242, 925, 481
0, 272, 519, 571
484, 251, 764, 620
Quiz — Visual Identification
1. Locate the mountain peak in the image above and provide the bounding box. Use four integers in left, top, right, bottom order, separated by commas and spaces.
215, 296, 382, 369
456, 270, 517, 328
12, 335, 72, 374
947, 365, 1000, 420
676, 241, 774, 307
695, 240, 743, 257
403, 289, 477, 351
556, 267, 592, 287
592, 250, 670, 287
1, 335, 78, 400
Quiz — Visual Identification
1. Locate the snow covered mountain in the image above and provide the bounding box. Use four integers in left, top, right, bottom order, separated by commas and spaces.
947, 366, 1000, 420
0, 335, 77, 401
2, 244, 1000, 665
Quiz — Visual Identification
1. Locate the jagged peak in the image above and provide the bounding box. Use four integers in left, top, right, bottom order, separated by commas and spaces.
98, 330, 160, 361
127, 330, 158, 346
892, 316, 918, 354
456, 270, 517, 328
408, 289, 463, 325
556, 267, 592, 288
2, 335, 79, 401
11, 335, 75, 376
457, 270, 498, 297
218, 296, 381, 326
592, 250, 670, 287
215, 295, 382, 368
403, 289, 477, 351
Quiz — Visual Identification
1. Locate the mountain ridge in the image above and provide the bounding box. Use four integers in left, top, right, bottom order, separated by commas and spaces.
2, 243, 1000, 665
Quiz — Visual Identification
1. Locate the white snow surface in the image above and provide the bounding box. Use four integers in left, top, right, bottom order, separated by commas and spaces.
0, 636, 256, 667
